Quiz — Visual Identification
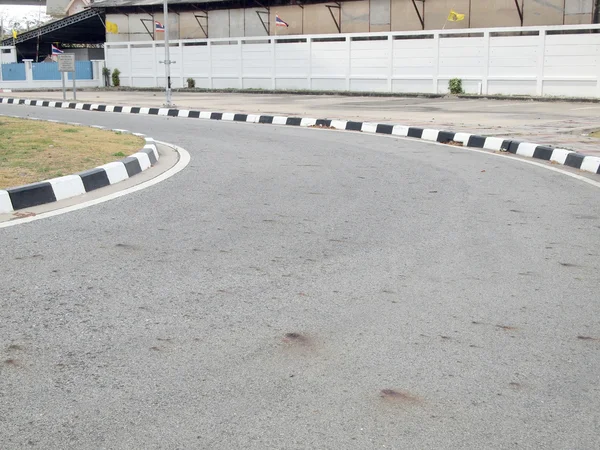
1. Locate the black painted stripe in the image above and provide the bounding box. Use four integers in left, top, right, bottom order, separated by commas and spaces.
407, 127, 423, 138
466, 135, 486, 148
234, 113, 248, 122
504, 141, 519, 153
78, 168, 110, 192
564, 152, 585, 169
121, 157, 142, 177
436, 131, 455, 143
96, 104, 106, 111
82, 104, 91, 110
148, 108, 159, 115
55, 101, 62, 108
42, 101, 49, 107
286, 117, 302, 126
346, 121, 363, 131
188, 110, 201, 118
7, 182, 56, 210
259, 115, 274, 124
141, 148, 157, 165
211, 112, 223, 120
18, 99, 25, 104
68, 103, 76, 109
376, 124, 394, 134
315, 119, 332, 127
30, 100, 37, 106
532, 146, 553, 161
168, 109, 179, 117
8, 98, 14, 103
130, 107, 140, 114
113, 106, 123, 113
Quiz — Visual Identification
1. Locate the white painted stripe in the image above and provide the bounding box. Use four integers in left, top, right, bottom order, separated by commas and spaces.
112, 129, 129, 134
300, 118, 317, 127
273, 116, 288, 125
75, 103, 85, 110
392, 125, 409, 136
422, 129, 440, 141
1, 98, 8, 104
178, 110, 190, 118
580, 156, 600, 174
100, 161, 129, 184
48, 175, 86, 201
453, 132, 471, 145
222, 112, 235, 121
90, 104, 99, 110
483, 137, 504, 151
90, 125, 105, 129
143, 144, 159, 161
330, 120, 347, 130
144, 137, 155, 144
139, 107, 150, 114
61, 102, 70, 108
48, 101, 56, 107
132, 132, 146, 137
246, 114, 261, 123
199, 111, 212, 119
158, 108, 170, 116
105, 105, 115, 112
550, 148, 574, 165
515, 142, 539, 158
24, 99, 31, 105
0, 190, 14, 214
121, 106, 132, 113
1, 142, 190, 229
131, 152, 152, 171
361, 122, 378, 133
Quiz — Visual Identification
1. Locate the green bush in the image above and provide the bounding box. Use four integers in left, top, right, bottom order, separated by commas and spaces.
102, 66, 111, 87
186, 77, 196, 88
449, 78, 464, 95
111, 68, 121, 87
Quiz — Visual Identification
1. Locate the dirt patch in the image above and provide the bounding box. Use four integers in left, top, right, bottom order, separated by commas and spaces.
0, 117, 144, 188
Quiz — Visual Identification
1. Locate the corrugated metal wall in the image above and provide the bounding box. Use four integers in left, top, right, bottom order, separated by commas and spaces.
105, 0, 597, 41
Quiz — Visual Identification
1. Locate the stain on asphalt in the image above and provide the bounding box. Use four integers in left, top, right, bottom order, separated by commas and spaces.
577, 336, 599, 341
379, 389, 421, 404
282, 332, 312, 347
496, 325, 518, 331
559, 262, 579, 267
115, 243, 138, 250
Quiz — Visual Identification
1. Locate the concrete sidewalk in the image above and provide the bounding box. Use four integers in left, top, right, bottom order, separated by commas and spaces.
13, 90, 600, 156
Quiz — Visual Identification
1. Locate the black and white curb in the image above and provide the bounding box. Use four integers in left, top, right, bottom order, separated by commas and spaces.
2, 96, 600, 177
0, 117, 159, 214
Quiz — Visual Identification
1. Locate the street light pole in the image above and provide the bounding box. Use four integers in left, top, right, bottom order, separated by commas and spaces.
162, 0, 172, 106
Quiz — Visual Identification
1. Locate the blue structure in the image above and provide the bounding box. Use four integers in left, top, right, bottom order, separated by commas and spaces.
1, 63, 26, 81
32, 61, 93, 80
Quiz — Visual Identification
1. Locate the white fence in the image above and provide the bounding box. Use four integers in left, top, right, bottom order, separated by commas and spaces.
106, 24, 600, 97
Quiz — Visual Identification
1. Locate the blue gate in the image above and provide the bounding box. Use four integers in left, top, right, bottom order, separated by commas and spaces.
1, 63, 26, 81
32, 61, 93, 80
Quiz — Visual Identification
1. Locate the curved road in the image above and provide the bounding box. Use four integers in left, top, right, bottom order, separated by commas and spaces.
1, 105, 599, 449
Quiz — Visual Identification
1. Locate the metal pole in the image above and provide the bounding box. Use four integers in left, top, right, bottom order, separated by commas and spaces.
62, 72, 66, 101
72, 69, 76, 101
163, 0, 172, 106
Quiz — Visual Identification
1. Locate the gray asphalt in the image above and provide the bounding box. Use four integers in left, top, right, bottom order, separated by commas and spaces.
1, 104, 599, 450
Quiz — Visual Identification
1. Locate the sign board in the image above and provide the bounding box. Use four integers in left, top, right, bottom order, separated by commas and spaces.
57, 53, 75, 72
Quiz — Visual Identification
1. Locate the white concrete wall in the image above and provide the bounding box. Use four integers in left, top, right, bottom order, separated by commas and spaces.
0, 46, 17, 64
105, 24, 600, 97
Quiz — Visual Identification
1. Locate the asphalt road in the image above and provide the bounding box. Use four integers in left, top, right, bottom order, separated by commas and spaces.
1, 104, 599, 450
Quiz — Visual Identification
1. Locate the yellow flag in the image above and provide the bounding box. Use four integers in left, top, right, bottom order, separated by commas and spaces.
106, 21, 119, 34
12, 29, 17, 39
448, 10, 465, 22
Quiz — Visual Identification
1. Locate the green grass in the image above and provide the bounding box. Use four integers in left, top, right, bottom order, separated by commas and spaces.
0, 118, 145, 188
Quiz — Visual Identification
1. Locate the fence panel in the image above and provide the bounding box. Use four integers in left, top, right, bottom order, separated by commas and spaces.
104, 24, 600, 97
1, 63, 26, 81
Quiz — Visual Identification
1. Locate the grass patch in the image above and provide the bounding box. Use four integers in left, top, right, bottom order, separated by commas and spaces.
0, 117, 144, 189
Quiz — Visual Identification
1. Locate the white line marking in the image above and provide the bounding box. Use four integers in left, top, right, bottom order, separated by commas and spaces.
0, 142, 190, 229
570, 106, 600, 111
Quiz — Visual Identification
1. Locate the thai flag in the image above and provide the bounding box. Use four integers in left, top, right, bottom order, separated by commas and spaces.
155, 21, 165, 32
51, 45, 63, 55
275, 15, 289, 27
